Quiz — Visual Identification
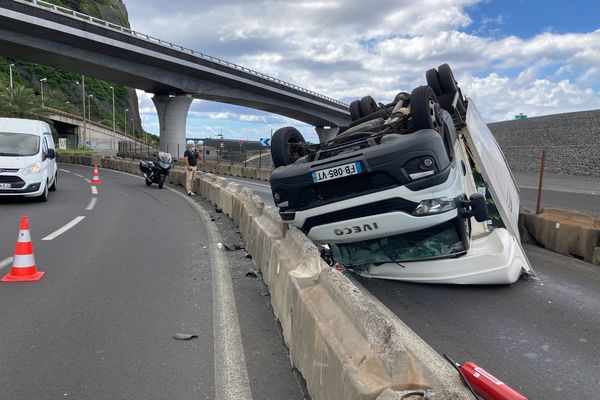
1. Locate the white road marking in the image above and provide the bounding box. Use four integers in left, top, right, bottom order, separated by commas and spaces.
85, 197, 97, 211
42, 216, 86, 241
74, 173, 83, 178
0, 257, 14, 271
83, 167, 253, 397
166, 185, 253, 400
59, 168, 71, 173
85, 178, 91, 184
91, 186, 98, 195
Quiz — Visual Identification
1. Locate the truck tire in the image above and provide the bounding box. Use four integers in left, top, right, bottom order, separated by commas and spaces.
410, 86, 443, 133
360, 95, 378, 116
271, 127, 306, 168
426, 68, 443, 96
437, 63, 458, 94
349, 100, 363, 121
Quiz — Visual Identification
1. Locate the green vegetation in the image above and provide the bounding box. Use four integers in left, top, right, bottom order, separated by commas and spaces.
0, 0, 161, 145
0, 84, 49, 120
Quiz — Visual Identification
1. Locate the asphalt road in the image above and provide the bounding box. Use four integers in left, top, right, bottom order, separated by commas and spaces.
0, 164, 307, 400
223, 176, 600, 400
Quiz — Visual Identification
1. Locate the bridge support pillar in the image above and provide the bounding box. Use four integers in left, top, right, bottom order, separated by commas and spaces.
152, 94, 193, 157
315, 126, 340, 144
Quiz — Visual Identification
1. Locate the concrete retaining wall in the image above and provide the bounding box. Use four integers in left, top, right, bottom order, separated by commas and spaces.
59, 154, 472, 399
489, 109, 600, 177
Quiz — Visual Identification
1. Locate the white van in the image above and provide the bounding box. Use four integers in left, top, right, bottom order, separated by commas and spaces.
0, 118, 57, 201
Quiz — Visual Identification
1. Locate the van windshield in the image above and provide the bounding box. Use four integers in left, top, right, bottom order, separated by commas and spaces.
330, 220, 466, 266
0, 132, 40, 157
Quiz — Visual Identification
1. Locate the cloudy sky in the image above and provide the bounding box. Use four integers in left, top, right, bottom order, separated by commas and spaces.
125, 0, 600, 143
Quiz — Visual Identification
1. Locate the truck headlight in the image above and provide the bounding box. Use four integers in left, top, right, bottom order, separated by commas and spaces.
413, 197, 456, 215
22, 162, 42, 175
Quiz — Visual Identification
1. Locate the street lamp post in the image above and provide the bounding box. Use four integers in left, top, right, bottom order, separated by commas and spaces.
87, 94, 93, 146
124, 108, 129, 136
76, 76, 86, 148
39, 77, 47, 106
110, 86, 116, 150
8, 63, 14, 96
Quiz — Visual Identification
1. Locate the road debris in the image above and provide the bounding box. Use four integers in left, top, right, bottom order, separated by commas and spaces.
172, 333, 198, 340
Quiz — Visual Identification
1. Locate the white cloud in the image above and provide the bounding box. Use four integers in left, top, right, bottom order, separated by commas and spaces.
125, 0, 600, 136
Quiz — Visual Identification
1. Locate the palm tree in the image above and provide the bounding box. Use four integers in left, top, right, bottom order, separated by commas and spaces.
0, 84, 49, 119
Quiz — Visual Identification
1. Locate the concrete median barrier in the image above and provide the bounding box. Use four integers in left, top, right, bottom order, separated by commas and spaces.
60, 156, 473, 399
520, 209, 600, 265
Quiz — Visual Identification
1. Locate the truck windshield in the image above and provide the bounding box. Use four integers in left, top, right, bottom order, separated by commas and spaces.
330, 220, 466, 266
0, 132, 40, 157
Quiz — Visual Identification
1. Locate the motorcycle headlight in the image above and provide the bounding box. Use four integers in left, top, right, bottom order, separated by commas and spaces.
22, 162, 42, 175
413, 197, 456, 216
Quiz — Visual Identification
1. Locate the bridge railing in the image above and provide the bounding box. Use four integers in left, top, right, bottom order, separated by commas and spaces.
21, 0, 348, 108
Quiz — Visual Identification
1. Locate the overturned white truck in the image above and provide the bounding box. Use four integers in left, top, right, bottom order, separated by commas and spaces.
269, 64, 535, 284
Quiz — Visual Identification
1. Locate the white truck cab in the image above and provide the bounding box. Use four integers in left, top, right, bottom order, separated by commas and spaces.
0, 117, 57, 201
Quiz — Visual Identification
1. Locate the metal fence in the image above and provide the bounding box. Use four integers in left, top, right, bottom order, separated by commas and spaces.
508, 147, 600, 216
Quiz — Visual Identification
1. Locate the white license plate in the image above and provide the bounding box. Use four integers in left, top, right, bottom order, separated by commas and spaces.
312, 161, 362, 183
0, 183, 11, 189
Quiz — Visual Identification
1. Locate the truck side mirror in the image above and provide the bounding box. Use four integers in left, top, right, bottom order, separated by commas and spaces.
469, 193, 489, 222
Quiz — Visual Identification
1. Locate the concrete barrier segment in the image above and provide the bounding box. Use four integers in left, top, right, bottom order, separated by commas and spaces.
521, 209, 600, 265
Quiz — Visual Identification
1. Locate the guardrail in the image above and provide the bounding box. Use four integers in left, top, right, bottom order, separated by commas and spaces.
18, 0, 348, 108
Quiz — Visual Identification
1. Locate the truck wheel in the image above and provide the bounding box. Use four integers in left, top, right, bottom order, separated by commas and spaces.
158, 175, 165, 189
360, 96, 378, 116
437, 64, 458, 94
49, 172, 57, 191
410, 86, 443, 133
349, 100, 363, 121
426, 68, 443, 96
271, 126, 306, 168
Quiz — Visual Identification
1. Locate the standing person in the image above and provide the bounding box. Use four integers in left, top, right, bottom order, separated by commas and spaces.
184, 140, 199, 196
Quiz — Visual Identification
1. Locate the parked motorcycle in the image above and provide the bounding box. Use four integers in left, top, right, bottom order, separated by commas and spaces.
139, 152, 172, 189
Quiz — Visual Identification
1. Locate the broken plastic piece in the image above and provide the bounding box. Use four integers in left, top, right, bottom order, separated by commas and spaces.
173, 333, 198, 340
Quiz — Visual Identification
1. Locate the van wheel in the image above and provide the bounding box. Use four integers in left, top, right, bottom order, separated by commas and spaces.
49, 172, 57, 191
38, 183, 49, 202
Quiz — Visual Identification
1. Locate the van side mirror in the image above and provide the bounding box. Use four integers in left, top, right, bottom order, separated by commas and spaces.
46, 148, 56, 160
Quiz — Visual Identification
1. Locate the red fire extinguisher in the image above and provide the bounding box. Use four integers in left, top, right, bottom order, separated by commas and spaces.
444, 355, 528, 400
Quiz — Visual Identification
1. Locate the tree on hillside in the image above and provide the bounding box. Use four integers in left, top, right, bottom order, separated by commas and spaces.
0, 85, 49, 120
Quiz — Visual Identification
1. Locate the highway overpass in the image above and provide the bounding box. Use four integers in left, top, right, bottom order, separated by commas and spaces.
0, 0, 352, 151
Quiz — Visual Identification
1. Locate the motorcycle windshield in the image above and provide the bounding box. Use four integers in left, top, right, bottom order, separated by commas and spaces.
158, 152, 172, 164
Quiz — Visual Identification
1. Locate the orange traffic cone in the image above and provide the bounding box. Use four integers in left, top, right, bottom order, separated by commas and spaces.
1, 216, 45, 282
91, 164, 102, 185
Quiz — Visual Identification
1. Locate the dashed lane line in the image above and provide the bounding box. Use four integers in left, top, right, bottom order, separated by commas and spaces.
59, 168, 71, 173
73, 173, 83, 178
85, 197, 97, 211
0, 257, 14, 271
85, 178, 91, 184
42, 216, 86, 241
91, 186, 98, 195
